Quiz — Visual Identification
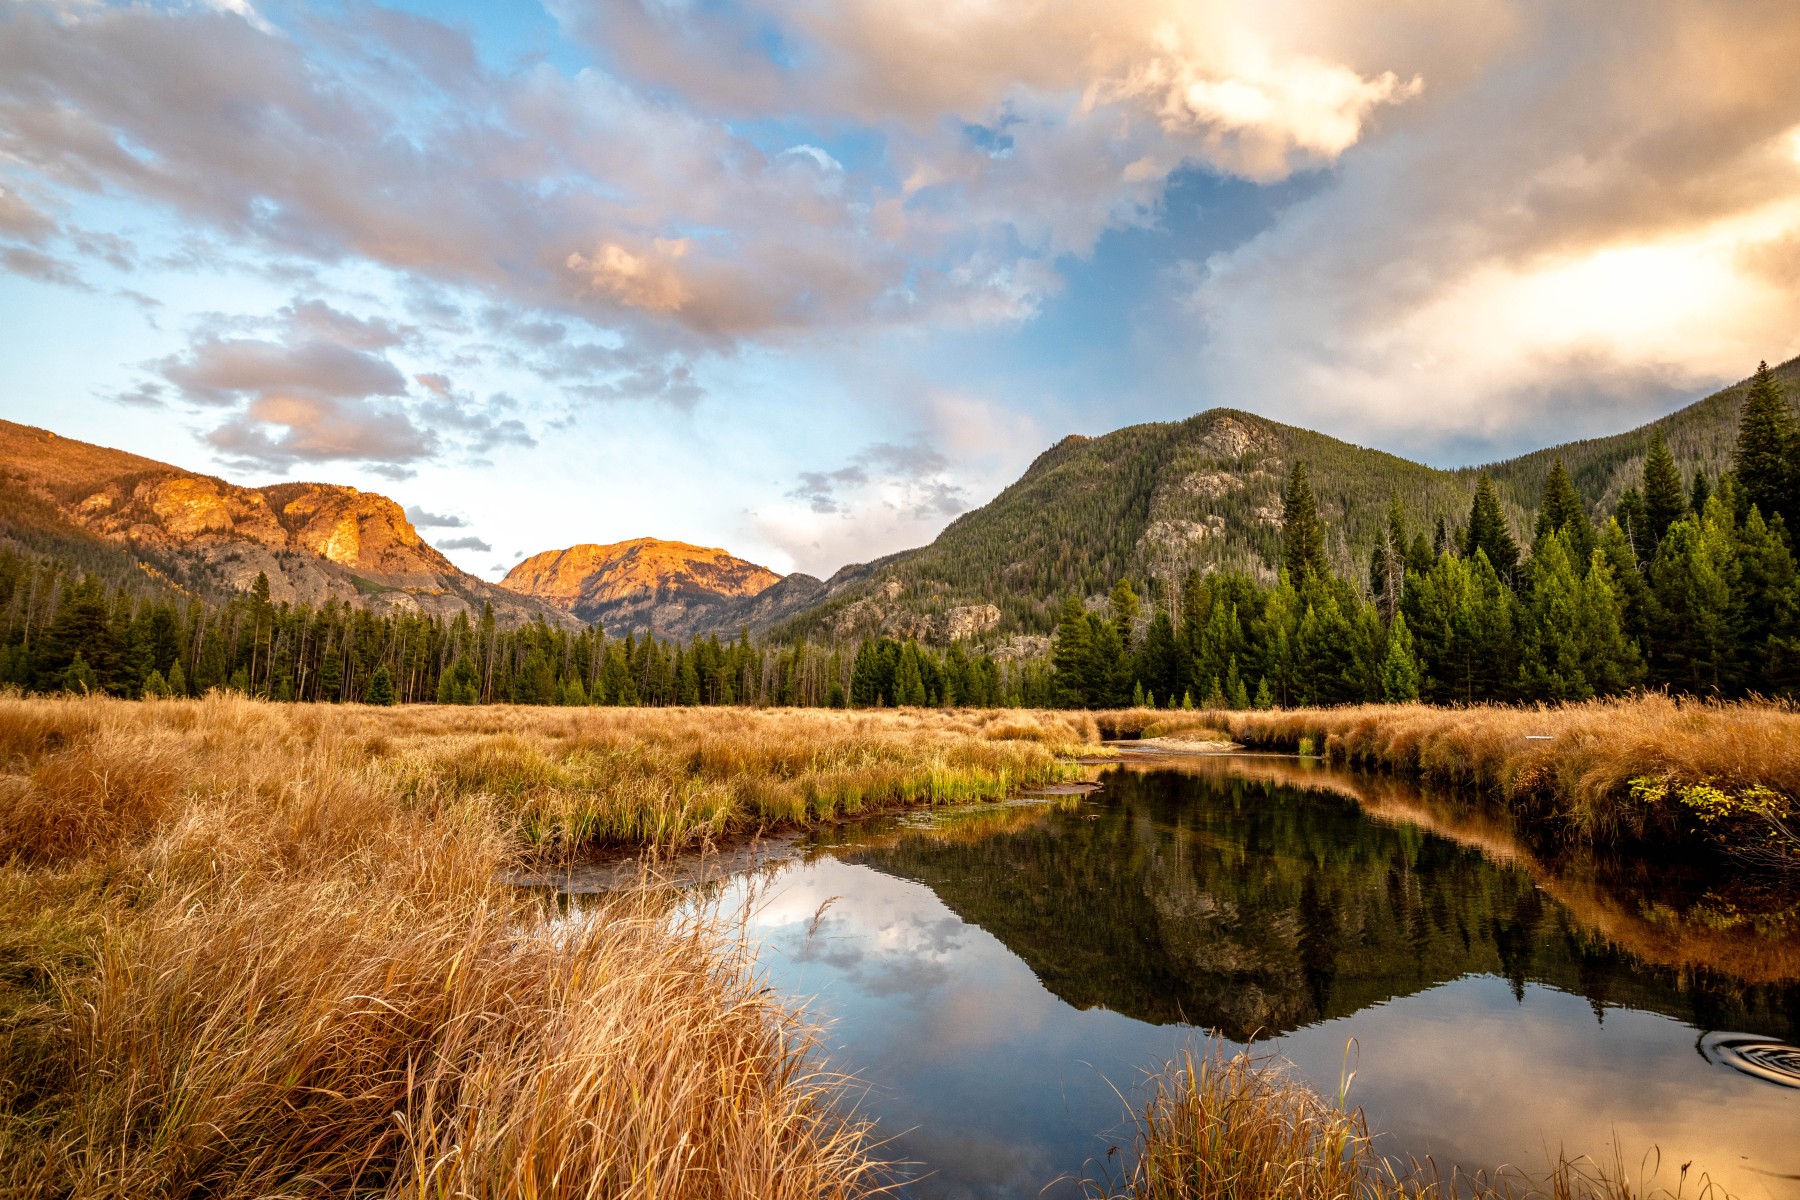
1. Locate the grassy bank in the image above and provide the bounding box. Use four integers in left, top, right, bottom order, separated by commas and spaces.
0, 695, 1094, 1198
1103, 697, 1800, 861
1092, 1043, 1724, 1200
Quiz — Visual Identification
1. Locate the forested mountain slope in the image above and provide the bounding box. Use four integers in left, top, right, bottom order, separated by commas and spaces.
0, 419, 569, 625
771, 358, 1800, 642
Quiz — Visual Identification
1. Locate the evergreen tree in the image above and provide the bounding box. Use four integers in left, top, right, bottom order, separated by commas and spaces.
1642, 428, 1686, 548
1051, 596, 1093, 707
1595, 517, 1653, 657
167, 658, 189, 698
1690, 469, 1711, 517
142, 668, 169, 698
1730, 506, 1799, 696
1735, 361, 1792, 527
1534, 458, 1592, 565
1380, 612, 1421, 702
1649, 506, 1737, 695
1253, 677, 1273, 710
59, 652, 98, 694
364, 663, 397, 706
1109, 579, 1140, 650
437, 657, 480, 704
1575, 550, 1644, 697
896, 644, 928, 707
1281, 462, 1328, 584
1226, 657, 1249, 709
1464, 476, 1519, 582
1613, 486, 1650, 564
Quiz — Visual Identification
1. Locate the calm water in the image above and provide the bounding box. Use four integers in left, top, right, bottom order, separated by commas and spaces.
693, 756, 1800, 1198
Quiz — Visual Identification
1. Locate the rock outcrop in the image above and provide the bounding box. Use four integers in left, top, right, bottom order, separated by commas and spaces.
0, 419, 569, 625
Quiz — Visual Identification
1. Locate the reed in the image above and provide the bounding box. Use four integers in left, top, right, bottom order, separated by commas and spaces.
0, 694, 1105, 1199
1094, 1042, 1726, 1200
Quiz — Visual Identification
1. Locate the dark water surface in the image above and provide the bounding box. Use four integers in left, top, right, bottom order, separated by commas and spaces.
707, 756, 1800, 1199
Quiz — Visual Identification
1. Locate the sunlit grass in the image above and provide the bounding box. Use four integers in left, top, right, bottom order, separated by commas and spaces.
1093, 1041, 1728, 1200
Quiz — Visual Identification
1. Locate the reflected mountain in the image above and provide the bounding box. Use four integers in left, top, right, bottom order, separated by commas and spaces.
830, 767, 1800, 1041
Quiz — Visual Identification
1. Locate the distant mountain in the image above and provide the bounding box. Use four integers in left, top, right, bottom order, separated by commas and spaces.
498, 538, 784, 638
765, 357, 1800, 643
0, 419, 569, 625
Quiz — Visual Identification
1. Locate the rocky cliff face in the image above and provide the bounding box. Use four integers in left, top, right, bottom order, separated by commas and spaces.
499, 539, 785, 637
0, 419, 568, 624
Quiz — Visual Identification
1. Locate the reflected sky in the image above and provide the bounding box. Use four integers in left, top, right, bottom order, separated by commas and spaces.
715, 767, 1800, 1200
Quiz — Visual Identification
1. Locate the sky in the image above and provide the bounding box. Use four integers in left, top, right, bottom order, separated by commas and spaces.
3, 0, 1800, 582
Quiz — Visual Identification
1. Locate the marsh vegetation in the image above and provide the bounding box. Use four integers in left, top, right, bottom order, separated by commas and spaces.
1, 695, 1795, 1198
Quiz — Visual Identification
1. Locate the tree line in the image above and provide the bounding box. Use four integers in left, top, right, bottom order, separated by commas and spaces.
1049, 362, 1800, 708
0, 553, 1052, 708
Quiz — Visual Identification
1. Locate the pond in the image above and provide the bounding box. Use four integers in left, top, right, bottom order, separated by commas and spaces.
608, 754, 1800, 1199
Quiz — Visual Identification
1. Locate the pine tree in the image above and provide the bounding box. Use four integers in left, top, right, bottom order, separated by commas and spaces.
897, 643, 928, 707
365, 663, 397, 706
1464, 475, 1519, 582
1574, 549, 1643, 697
1690, 469, 1711, 516
1534, 458, 1592, 564
1649, 508, 1737, 695
1613, 486, 1650, 564
1281, 462, 1328, 584
168, 657, 188, 699
1730, 506, 1798, 696
60, 652, 98, 695
1380, 612, 1420, 702
1109, 579, 1141, 650
1519, 531, 1589, 700
1051, 596, 1092, 708
1596, 517, 1653, 657
142, 668, 169, 698
1642, 428, 1686, 549
1735, 361, 1792, 527
1252, 676, 1272, 710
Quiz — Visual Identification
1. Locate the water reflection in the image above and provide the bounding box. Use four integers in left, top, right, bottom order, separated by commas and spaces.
699, 758, 1800, 1199
823, 765, 1800, 1042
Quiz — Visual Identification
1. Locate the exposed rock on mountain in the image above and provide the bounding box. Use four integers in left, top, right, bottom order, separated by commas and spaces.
499, 539, 784, 637
0, 419, 568, 624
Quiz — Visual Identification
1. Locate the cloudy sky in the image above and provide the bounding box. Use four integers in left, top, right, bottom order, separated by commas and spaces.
4, 0, 1799, 580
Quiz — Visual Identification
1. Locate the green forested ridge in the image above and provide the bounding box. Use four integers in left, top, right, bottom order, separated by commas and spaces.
776, 357, 1800, 640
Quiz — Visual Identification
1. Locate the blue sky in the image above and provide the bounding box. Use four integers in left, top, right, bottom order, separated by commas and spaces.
4, 0, 1799, 579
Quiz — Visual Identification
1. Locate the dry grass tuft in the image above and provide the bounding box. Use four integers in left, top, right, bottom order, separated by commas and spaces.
1093, 1042, 1727, 1200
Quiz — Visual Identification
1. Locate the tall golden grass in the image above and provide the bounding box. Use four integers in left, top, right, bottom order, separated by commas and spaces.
0, 694, 1096, 1199
1101, 696, 1800, 853
1092, 1042, 1725, 1200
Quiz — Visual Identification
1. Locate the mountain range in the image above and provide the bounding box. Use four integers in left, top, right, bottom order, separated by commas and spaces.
3, 356, 1794, 642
